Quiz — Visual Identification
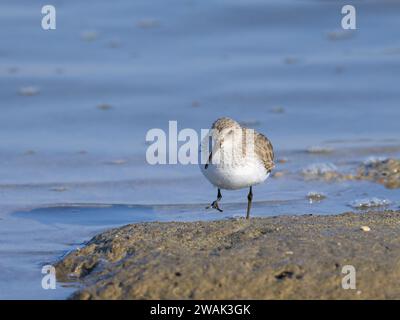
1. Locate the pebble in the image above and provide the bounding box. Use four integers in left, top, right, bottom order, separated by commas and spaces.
277, 158, 288, 164
191, 100, 200, 108
269, 106, 285, 114
81, 30, 98, 41
327, 29, 354, 41
50, 187, 68, 192
283, 57, 298, 65
107, 159, 127, 165
107, 40, 121, 48
136, 18, 159, 29
273, 171, 285, 178
97, 103, 113, 111
360, 226, 371, 232
306, 146, 333, 154
307, 191, 326, 203
19, 86, 40, 96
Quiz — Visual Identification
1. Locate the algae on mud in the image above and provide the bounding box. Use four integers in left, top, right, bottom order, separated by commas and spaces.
57, 211, 400, 300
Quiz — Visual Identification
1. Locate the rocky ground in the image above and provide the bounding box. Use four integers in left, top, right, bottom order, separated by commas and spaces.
299, 157, 400, 187
356, 158, 400, 189
56, 210, 400, 300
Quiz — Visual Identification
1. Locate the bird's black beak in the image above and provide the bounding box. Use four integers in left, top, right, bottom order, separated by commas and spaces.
204, 139, 222, 169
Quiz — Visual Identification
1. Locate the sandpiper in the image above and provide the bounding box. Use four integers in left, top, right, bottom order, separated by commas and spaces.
200, 117, 274, 219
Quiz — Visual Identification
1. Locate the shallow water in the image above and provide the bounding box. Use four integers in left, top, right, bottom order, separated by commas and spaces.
0, 0, 400, 299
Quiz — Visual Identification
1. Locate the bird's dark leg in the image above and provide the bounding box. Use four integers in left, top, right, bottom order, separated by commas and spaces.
206, 188, 223, 212
246, 186, 253, 219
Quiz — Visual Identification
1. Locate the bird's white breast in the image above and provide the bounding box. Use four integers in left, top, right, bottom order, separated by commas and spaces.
200, 154, 270, 190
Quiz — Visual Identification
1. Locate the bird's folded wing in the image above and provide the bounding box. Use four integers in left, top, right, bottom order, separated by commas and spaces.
255, 133, 275, 172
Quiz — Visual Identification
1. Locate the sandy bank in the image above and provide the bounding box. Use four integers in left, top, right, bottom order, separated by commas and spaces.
56, 211, 400, 299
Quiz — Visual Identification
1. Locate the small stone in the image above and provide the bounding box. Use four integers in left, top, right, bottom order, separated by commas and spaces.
307, 191, 326, 203
285, 251, 294, 255
269, 106, 285, 114
136, 18, 159, 29
81, 30, 98, 41
8, 67, 19, 74
107, 159, 127, 165
107, 40, 121, 48
19, 86, 40, 96
283, 57, 298, 65
335, 66, 344, 74
273, 171, 285, 178
360, 226, 371, 232
50, 186, 68, 192
306, 146, 333, 154
97, 103, 113, 111
327, 29, 354, 41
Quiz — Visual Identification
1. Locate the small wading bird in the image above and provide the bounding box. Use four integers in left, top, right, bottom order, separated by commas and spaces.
200, 117, 274, 219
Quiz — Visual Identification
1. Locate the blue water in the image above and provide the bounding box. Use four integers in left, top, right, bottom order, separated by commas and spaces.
0, 0, 399, 299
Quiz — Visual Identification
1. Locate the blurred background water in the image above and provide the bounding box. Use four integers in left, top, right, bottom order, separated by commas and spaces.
0, 0, 400, 299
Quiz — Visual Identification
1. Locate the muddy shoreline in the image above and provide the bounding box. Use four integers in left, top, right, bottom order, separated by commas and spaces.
56, 210, 400, 299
